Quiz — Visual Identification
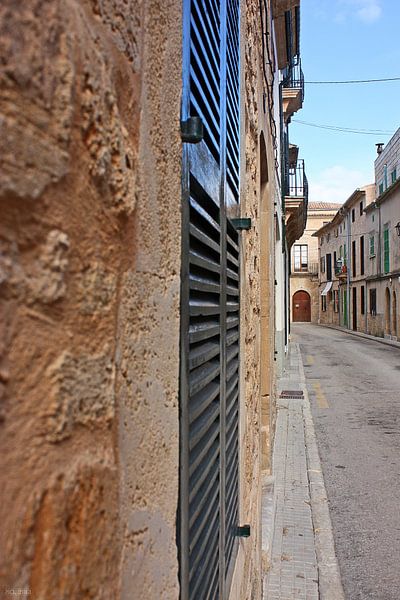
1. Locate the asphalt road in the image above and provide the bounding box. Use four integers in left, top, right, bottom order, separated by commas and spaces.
292, 323, 400, 600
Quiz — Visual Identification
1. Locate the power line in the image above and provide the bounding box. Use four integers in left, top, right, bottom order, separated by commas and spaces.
292, 119, 394, 136
305, 77, 400, 84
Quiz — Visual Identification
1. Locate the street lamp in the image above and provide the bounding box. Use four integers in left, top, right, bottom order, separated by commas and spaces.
396, 222, 400, 237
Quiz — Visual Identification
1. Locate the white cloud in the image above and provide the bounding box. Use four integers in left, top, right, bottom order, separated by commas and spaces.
336, 0, 382, 24
308, 165, 374, 205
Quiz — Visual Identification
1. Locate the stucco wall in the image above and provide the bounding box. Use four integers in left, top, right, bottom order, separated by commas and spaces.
291, 275, 319, 322
290, 208, 338, 325
375, 128, 400, 194
0, 1, 182, 598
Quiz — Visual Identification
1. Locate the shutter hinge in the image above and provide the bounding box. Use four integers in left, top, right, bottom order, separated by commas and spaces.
231, 218, 252, 231
180, 116, 203, 144
236, 524, 251, 538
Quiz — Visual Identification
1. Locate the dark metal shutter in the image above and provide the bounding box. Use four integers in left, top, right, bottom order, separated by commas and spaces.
180, 1, 240, 599
224, 0, 240, 583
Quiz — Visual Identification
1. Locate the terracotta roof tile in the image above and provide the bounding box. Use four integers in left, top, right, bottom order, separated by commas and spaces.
308, 202, 341, 210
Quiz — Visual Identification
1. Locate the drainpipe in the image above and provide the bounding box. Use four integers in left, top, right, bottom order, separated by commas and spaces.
377, 202, 382, 276
347, 210, 351, 329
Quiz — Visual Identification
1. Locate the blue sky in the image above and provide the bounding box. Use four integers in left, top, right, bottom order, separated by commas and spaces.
291, 0, 400, 204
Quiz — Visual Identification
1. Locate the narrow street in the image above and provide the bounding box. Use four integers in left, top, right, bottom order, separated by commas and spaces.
293, 323, 400, 600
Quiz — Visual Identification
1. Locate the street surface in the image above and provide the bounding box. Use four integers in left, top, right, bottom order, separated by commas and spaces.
292, 323, 400, 600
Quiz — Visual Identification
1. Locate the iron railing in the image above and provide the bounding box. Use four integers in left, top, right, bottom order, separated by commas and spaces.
286, 158, 307, 198
282, 57, 305, 103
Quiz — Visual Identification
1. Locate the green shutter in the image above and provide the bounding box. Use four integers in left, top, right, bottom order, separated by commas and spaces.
384, 228, 390, 273
369, 235, 375, 257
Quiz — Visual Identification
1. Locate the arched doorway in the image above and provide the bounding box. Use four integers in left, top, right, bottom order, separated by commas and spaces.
385, 287, 391, 335
393, 291, 398, 337
293, 290, 311, 322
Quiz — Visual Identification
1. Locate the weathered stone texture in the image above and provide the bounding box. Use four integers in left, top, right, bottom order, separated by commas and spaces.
229, 3, 276, 599
0, 0, 181, 597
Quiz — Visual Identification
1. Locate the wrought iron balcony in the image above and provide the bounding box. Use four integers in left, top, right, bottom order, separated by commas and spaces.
286, 159, 307, 200
335, 261, 347, 278
284, 159, 308, 247
281, 58, 304, 121
282, 58, 305, 103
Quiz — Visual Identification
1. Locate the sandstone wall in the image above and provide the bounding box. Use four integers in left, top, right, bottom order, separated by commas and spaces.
229, 2, 276, 598
0, 1, 182, 598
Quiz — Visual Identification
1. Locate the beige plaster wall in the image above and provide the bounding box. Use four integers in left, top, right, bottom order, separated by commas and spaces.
290, 208, 337, 323
375, 128, 400, 194
0, 1, 182, 598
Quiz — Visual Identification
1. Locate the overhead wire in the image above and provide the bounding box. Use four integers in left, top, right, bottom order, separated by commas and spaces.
305, 76, 400, 84
292, 119, 395, 136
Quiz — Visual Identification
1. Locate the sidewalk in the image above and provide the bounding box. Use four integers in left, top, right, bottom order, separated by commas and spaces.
263, 343, 344, 600
318, 322, 400, 349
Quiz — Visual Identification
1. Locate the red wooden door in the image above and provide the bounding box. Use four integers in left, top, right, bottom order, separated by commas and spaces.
293, 291, 311, 322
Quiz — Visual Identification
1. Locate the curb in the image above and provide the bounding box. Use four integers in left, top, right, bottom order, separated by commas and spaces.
296, 343, 345, 600
317, 323, 400, 350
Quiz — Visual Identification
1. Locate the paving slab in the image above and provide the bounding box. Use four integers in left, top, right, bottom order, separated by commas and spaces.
263, 343, 344, 600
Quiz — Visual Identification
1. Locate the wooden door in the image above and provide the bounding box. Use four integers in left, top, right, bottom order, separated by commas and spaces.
293, 291, 311, 322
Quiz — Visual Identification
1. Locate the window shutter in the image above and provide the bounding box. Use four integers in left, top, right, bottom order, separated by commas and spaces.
384, 228, 390, 274
180, 1, 240, 599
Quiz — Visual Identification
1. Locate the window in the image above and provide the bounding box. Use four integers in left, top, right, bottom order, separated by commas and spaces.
334, 290, 339, 313
321, 295, 327, 312
321, 235, 324, 245
320, 256, 326, 273
361, 285, 365, 315
343, 243, 347, 266
360, 236, 364, 275
359, 200, 363, 216
351, 208, 355, 223
370, 288, 377, 316
352, 240, 356, 277
326, 253, 332, 281
391, 168, 397, 184
369, 234, 375, 257
383, 226, 390, 274
335, 229, 338, 238
379, 181, 384, 196
327, 232, 330, 242
339, 225, 342, 234
293, 244, 308, 272
343, 220, 346, 230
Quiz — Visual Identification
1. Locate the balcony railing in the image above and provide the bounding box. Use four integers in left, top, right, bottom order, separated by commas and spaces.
335, 261, 347, 277
282, 58, 305, 103
286, 158, 307, 198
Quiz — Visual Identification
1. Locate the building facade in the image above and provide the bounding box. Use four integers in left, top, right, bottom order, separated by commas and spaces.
315, 131, 400, 340
364, 131, 400, 338
0, 2, 306, 599
290, 202, 339, 323
315, 186, 375, 330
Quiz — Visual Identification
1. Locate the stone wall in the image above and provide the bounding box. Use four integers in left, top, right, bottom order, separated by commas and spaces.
229, 2, 277, 598
0, 1, 182, 598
